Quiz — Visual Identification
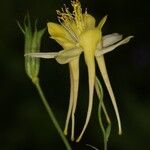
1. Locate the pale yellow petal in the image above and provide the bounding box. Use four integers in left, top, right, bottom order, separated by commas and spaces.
56, 48, 81, 64
64, 58, 80, 141
51, 36, 75, 49
98, 15, 107, 30
47, 22, 72, 40
76, 28, 100, 142
64, 66, 74, 135
25, 52, 58, 59
79, 28, 101, 55
83, 14, 96, 29
102, 33, 123, 48
76, 55, 95, 142
70, 58, 80, 141
95, 36, 134, 56
96, 55, 122, 135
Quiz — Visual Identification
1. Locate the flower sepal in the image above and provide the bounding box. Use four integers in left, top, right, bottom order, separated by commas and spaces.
25, 47, 82, 64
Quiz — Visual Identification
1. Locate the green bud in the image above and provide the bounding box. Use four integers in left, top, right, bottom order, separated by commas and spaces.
18, 15, 45, 83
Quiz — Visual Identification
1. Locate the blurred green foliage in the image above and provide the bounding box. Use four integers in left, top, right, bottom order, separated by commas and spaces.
0, 0, 150, 150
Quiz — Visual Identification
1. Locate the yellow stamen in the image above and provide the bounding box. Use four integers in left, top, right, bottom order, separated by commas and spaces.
72, 0, 85, 33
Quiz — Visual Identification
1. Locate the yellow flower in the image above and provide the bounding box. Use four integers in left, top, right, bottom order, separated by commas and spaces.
26, 0, 133, 142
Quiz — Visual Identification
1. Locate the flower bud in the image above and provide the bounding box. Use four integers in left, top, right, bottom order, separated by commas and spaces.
18, 15, 45, 83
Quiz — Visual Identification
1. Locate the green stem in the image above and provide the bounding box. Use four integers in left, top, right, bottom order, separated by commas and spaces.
102, 103, 111, 124
33, 78, 72, 150
98, 98, 105, 138
97, 98, 107, 150
95, 77, 111, 150
104, 140, 107, 150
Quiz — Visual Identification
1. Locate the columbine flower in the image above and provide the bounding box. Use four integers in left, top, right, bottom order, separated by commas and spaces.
26, 0, 133, 142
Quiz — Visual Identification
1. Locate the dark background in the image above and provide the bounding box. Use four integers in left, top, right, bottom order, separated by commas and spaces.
0, 0, 150, 149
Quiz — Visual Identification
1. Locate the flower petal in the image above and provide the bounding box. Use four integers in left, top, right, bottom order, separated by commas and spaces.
56, 48, 82, 64
102, 33, 123, 47
95, 36, 133, 134
76, 55, 95, 142
76, 28, 100, 142
95, 36, 133, 56
64, 64, 75, 136
47, 22, 72, 40
96, 56, 122, 135
64, 58, 80, 141
70, 58, 80, 141
79, 28, 101, 55
47, 22, 77, 49
25, 52, 58, 58
98, 15, 107, 30
51, 36, 76, 49
83, 14, 96, 29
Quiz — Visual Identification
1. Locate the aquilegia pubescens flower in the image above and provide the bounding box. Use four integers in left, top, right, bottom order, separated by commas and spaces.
26, 0, 133, 142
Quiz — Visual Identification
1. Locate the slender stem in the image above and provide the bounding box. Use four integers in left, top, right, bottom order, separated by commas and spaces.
98, 104, 108, 150
98, 99, 108, 150
98, 100, 105, 138
95, 77, 111, 150
102, 103, 111, 124
33, 78, 72, 150
86, 144, 99, 150
104, 139, 107, 150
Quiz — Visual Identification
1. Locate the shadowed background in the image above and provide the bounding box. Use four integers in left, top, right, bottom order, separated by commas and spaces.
0, 0, 150, 149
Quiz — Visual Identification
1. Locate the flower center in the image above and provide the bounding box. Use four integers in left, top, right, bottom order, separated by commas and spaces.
56, 0, 87, 41
72, 0, 86, 33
